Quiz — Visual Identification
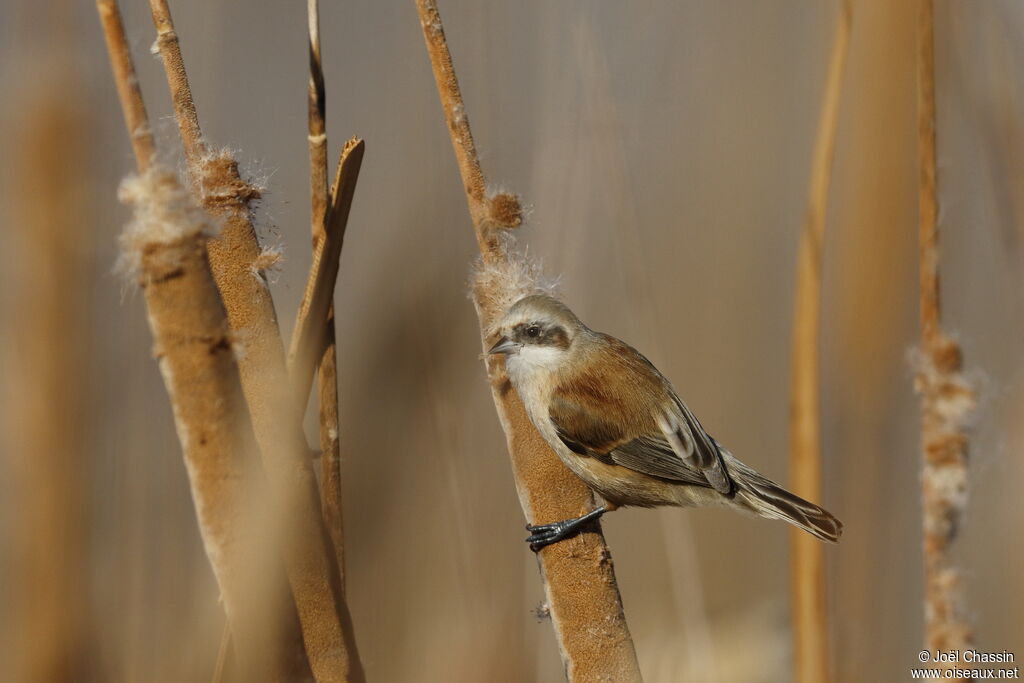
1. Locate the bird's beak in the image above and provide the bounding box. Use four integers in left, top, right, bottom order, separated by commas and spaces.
488, 336, 520, 355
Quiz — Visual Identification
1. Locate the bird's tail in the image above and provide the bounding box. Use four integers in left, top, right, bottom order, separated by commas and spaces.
726, 455, 843, 543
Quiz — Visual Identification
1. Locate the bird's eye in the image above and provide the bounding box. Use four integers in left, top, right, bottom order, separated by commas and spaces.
525, 325, 541, 338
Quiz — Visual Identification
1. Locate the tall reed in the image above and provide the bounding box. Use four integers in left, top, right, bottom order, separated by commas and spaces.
788, 3, 850, 682
414, 1, 642, 680
98, 0, 365, 678
916, 0, 975, 664
306, 0, 347, 587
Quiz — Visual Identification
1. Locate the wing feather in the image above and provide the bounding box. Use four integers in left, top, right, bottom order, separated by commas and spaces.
607, 436, 710, 487
548, 334, 732, 494
664, 396, 733, 494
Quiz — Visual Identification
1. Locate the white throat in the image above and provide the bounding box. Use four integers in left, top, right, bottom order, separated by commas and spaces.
507, 345, 565, 375
504, 346, 565, 429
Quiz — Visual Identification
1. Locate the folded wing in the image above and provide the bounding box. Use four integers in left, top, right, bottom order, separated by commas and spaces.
658, 395, 733, 494
549, 335, 733, 494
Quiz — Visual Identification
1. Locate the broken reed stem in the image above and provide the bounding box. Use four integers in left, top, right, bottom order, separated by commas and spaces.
788, 3, 850, 683
96, 0, 156, 171
120, 168, 289, 681
306, 0, 347, 584
414, 2, 641, 680
289, 138, 365, 416
916, 0, 975, 660
141, 2, 364, 679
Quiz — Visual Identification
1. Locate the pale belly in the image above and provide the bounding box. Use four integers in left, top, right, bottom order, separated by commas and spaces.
559, 451, 688, 508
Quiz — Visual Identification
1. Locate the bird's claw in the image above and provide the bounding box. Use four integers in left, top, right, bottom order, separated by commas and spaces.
525, 520, 579, 552
524, 507, 609, 552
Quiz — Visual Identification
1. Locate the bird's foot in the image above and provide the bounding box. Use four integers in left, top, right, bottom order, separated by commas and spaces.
525, 520, 579, 551
525, 506, 607, 552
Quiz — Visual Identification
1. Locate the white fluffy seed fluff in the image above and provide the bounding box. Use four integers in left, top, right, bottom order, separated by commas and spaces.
116, 164, 219, 279
250, 245, 284, 281
471, 233, 559, 337
910, 346, 977, 433
910, 343, 976, 527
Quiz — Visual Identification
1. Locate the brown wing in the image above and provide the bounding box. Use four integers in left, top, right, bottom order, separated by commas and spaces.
549, 333, 727, 491
549, 391, 712, 489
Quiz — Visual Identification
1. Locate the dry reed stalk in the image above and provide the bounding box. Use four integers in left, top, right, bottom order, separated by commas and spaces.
316, 308, 345, 578
308, 0, 328, 237
414, 2, 641, 680
916, 0, 975, 661
788, 3, 850, 683
96, 0, 156, 171
9, 83, 92, 683
825, 5, 919, 678
119, 169, 280, 679
103, 2, 363, 678
147, 0, 285, 426
145, 3, 363, 678
306, 0, 346, 581
118, 165, 291, 681
97, 5, 303, 677
97, 8, 318, 677
289, 138, 365, 414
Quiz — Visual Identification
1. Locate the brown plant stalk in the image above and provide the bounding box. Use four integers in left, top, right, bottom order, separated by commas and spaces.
414, 2, 641, 680
96, 0, 156, 171
119, 167, 293, 681
96, 4, 313, 678
10, 80, 92, 683
289, 137, 365, 417
788, 3, 850, 683
147, 0, 287, 426
916, 0, 975, 661
316, 305, 346, 577
304, 0, 347, 583
291, 135, 364, 583
104, 1, 364, 679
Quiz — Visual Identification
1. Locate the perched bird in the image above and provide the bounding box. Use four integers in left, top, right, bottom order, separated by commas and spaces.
488, 294, 842, 550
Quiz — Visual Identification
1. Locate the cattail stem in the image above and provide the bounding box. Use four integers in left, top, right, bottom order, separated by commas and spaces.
101, 1, 364, 679
414, 2, 641, 680
147, 0, 205, 163
413, 0, 503, 260
99, 6, 315, 679
305, 0, 348, 591
96, 0, 156, 171
788, 3, 850, 683
119, 167, 295, 681
916, 0, 975, 662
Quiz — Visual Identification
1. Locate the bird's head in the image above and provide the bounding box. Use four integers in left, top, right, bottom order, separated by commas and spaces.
488, 294, 584, 371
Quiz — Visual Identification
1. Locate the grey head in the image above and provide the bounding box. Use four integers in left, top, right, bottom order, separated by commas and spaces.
488, 294, 585, 356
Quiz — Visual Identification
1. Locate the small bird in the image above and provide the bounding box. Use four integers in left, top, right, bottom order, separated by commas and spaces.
488, 294, 842, 551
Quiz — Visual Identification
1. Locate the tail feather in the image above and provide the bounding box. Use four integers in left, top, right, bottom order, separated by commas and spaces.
726, 455, 843, 543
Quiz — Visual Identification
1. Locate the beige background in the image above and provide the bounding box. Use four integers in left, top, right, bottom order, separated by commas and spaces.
1, 1, 1022, 681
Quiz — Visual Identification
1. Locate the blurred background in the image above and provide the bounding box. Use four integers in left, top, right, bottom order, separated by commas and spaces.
1, 0, 1022, 681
